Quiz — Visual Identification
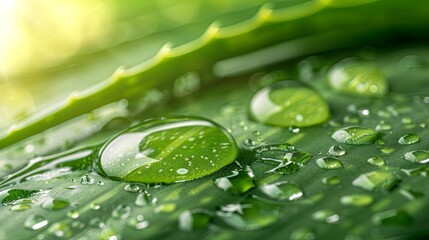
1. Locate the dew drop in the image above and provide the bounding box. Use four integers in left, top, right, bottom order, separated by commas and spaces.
24, 214, 49, 230
178, 209, 211, 232
367, 157, 386, 167
96, 117, 238, 183
322, 176, 340, 186
398, 134, 420, 145
41, 198, 70, 210
47, 222, 72, 238
112, 205, 131, 220
331, 126, 379, 145
249, 81, 330, 127
254, 144, 312, 174
352, 170, 399, 192
259, 181, 303, 202
135, 191, 156, 207
371, 209, 413, 227
340, 194, 373, 207
316, 157, 343, 170
290, 227, 316, 240
80, 174, 95, 185
214, 167, 255, 194
311, 209, 340, 224
404, 150, 429, 164
124, 184, 141, 193
328, 145, 346, 157
328, 59, 388, 97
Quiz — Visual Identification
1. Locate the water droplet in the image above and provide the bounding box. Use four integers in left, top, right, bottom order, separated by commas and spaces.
372, 209, 413, 227
328, 59, 388, 97
316, 157, 343, 170
352, 170, 399, 192
401, 166, 429, 177
375, 121, 392, 131
331, 126, 379, 145
254, 144, 312, 174
399, 188, 423, 201
0, 189, 41, 206
80, 174, 95, 185
154, 203, 176, 213
217, 196, 280, 231
367, 157, 386, 167
96, 117, 238, 183
135, 190, 156, 207
404, 150, 429, 164
328, 145, 346, 157
47, 222, 73, 238
340, 194, 373, 207
127, 215, 150, 230
290, 227, 316, 240
249, 81, 330, 127
398, 134, 420, 145
24, 214, 49, 230
311, 209, 340, 224
112, 205, 131, 219
41, 198, 70, 210
10, 204, 32, 211
124, 184, 141, 193
322, 176, 340, 186
67, 210, 79, 219
178, 209, 211, 232
90, 202, 101, 210
380, 147, 395, 154
214, 167, 255, 195
259, 181, 303, 201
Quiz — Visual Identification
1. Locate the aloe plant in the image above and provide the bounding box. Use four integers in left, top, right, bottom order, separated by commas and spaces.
1, 0, 429, 239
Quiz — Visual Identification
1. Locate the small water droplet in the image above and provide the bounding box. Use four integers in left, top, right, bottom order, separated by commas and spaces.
24, 214, 49, 230
380, 147, 395, 154
328, 58, 388, 97
67, 210, 79, 219
290, 227, 316, 240
375, 121, 392, 131
328, 145, 346, 157
398, 134, 420, 145
80, 174, 95, 185
331, 126, 379, 145
10, 204, 32, 211
249, 81, 330, 127
124, 184, 141, 193
41, 198, 70, 210
154, 203, 176, 213
259, 181, 303, 201
135, 190, 156, 207
316, 157, 343, 170
112, 205, 131, 219
404, 150, 429, 164
340, 194, 373, 207
352, 170, 399, 192
214, 167, 255, 195
47, 222, 73, 238
399, 188, 423, 201
371, 209, 413, 227
367, 157, 386, 167
178, 209, 211, 232
311, 209, 340, 224
322, 176, 340, 186
90, 202, 101, 210
254, 144, 312, 174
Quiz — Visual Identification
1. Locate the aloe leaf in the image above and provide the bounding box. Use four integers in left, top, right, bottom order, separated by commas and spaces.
2, 0, 429, 148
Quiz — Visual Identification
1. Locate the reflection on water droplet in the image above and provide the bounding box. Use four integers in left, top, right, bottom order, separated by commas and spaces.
249, 81, 330, 127
214, 167, 255, 195
331, 126, 379, 145
254, 144, 312, 174
340, 194, 373, 207
352, 170, 399, 192
398, 134, 420, 145
372, 209, 413, 227
312, 209, 340, 224
322, 176, 340, 186
96, 117, 238, 183
24, 214, 49, 230
217, 196, 280, 231
178, 209, 211, 232
259, 181, 303, 202
316, 157, 343, 170
328, 145, 346, 157
328, 59, 388, 97
367, 157, 386, 167
404, 150, 429, 164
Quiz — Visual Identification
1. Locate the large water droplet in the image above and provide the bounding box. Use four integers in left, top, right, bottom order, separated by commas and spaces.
24, 214, 49, 230
178, 209, 211, 232
96, 117, 238, 183
254, 144, 312, 174
316, 157, 343, 170
328, 59, 388, 97
214, 167, 255, 194
249, 81, 330, 127
352, 170, 399, 192
217, 196, 280, 231
398, 134, 420, 145
404, 150, 429, 164
331, 126, 379, 145
259, 181, 303, 201
340, 194, 373, 207
311, 209, 340, 224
